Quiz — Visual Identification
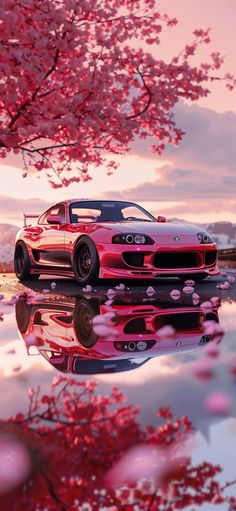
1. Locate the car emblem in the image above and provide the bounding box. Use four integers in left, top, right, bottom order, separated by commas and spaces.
173, 235, 181, 241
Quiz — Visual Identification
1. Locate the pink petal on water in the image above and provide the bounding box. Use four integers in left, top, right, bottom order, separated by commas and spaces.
192, 293, 200, 304
216, 281, 231, 290
183, 286, 194, 294
170, 289, 181, 300
106, 288, 117, 297
42, 289, 50, 294
104, 299, 113, 306
0, 437, 32, 495
203, 392, 232, 416
82, 285, 92, 293
227, 275, 235, 284
51, 282, 56, 289
156, 325, 176, 340
210, 296, 221, 307
115, 283, 126, 291
200, 301, 213, 312
185, 279, 195, 286
146, 286, 156, 296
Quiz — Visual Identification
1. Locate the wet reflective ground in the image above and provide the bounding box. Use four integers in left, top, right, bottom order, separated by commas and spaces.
1, 273, 236, 507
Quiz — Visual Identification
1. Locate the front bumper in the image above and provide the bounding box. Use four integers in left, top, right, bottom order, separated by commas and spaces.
97, 242, 219, 279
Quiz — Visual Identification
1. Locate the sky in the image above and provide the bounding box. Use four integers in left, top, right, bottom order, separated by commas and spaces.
1, 0, 236, 226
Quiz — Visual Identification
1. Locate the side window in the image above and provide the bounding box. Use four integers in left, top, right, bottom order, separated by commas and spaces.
39, 204, 66, 224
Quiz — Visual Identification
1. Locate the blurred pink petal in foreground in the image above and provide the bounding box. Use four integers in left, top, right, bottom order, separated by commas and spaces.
0, 436, 31, 495
191, 359, 215, 381
106, 442, 191, 489
156, 325, 175, 340
203, 392, 232, 416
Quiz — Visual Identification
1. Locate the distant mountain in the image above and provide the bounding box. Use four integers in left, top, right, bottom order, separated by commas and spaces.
0, 221, 235, 272
0, 223, 18, 272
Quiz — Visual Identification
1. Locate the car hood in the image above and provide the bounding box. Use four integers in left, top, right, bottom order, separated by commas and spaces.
102, 221, 204, 236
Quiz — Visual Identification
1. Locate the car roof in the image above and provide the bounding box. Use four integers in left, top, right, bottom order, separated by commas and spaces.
63, 199, 136, 206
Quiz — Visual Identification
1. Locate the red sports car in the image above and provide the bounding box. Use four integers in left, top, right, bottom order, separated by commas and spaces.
16, 294, 220, 375
14, 199, 219, 284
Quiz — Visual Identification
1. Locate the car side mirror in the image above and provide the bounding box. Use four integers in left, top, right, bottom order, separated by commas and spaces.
47, 214, 62, 225
157, 216, 166, 223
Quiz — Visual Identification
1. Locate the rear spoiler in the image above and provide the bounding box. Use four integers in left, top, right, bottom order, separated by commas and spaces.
23, 213, 40, 226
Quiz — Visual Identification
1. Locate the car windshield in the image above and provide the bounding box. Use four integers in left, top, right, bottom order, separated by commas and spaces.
69, 201, 156, 223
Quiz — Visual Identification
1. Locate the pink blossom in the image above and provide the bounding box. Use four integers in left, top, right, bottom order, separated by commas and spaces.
227, 275, 235, 284
203, 392, 232, 416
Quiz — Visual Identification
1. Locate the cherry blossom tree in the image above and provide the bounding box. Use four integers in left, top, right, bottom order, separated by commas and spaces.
0, 377, 235, 510
0, 0, 235, 187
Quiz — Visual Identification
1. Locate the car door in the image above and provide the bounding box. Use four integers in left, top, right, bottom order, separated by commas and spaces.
31, 203, 69, 268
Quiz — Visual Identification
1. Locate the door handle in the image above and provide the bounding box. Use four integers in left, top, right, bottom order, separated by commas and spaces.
32, 232, 39, 237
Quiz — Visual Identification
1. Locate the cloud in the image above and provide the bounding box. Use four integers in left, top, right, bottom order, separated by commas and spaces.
0, 195, 51, 226
103, 163, 236, 203
131, 101, 236, 171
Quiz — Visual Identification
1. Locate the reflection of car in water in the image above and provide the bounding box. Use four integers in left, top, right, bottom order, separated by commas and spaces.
16, 293, 221, 375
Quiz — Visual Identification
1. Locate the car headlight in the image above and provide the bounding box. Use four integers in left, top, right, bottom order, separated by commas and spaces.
112, 233, 154, 245
197, 232, 214, 244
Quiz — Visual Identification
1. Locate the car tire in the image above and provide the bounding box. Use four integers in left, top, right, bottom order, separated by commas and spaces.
73, 298, 99, 348
14, 241, 40, 281
178, 273, 208, 282
73, 236, 99, 285
15, 298, 32, 333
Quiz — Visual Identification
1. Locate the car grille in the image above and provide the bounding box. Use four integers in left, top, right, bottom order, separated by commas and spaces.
154, 251, 201, 269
